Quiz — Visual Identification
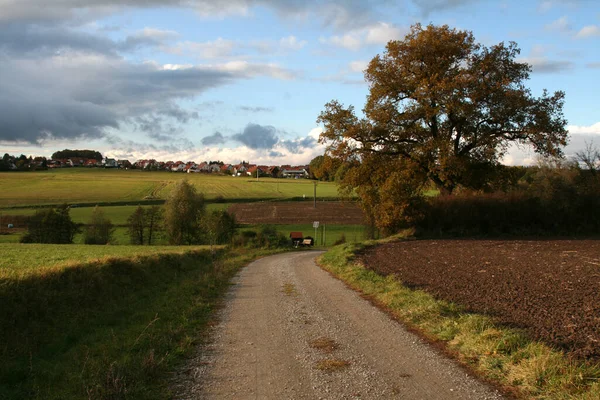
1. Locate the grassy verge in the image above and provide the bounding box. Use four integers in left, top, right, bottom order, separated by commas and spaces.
318, 240, 600, 399
0, 246, 279, 399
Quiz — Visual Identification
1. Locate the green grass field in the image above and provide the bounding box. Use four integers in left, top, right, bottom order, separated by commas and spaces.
0, 169, 341, 207
0, 203, 232, 226
0, 243, 210, 275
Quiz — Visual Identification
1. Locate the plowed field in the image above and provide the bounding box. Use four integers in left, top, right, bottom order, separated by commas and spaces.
228, 201, 364, 224
358, 240, 600, 359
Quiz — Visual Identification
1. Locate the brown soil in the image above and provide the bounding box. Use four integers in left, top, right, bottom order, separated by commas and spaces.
228, 201, 365, 224
358, 239, 600, 360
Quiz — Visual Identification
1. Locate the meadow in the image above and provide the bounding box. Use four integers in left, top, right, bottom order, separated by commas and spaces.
0, 168, 340, 207
0, 243, 211, 275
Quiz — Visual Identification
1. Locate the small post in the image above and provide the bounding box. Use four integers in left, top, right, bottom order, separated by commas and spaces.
323, 224, 326, 246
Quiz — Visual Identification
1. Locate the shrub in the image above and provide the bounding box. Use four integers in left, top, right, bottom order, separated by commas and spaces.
21, 204, 78, 244
84, 206, 114, 244
333, 233, 347, 246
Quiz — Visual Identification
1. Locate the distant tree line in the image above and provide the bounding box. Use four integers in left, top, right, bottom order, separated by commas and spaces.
51, 149, 103, 161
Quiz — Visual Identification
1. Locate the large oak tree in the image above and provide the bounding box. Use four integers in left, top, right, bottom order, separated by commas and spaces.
318, 24, 568, 196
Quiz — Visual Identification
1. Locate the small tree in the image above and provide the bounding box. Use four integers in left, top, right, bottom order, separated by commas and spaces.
84, 206, 114, 244
145, 205, 162, 245
127, 206, 146, 245
203, 210, 236, 248
21, 204, 78, 244
164, 180, 205, 245
127, 205, 162, 245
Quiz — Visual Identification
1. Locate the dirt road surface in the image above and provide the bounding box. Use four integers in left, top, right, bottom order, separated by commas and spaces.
172, 251, 504, 399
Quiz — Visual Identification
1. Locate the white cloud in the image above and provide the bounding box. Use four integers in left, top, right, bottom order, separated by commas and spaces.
320, 34, 362, 51
319, 22, 404, 51
568, 122, 600, 135
308, 127, 324, 140
349, 60, 368, 73
134, 27, 179, 40
365, 22, 403, 44
168, 35, 307, 59
501, 122, 600, 165
575, 25, 600, 38
278, 35, 307, 51
545, 16, 571, 33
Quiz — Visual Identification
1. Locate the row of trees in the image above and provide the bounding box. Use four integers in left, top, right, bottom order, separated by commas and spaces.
21, 180, 237, 246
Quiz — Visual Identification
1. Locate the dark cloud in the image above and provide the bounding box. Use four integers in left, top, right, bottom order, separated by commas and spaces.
239, 106, 274, 113
106, 134, 195, 153
0, 46, 294, 142
527, 59, 575, 73
280, 136, 317, 153
0, 0, 399, 30
412, 0, 476, 15
201, 131, 227, 145
232, 123, 279, 149
269, 150, 284, 157
0, 90, 118, 142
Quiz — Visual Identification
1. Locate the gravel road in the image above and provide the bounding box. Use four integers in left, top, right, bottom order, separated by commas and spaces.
172, 251, 504, 399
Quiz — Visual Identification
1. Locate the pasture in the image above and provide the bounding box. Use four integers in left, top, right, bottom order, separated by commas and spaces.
0, 243, 210, 275
0, 168, 341, 207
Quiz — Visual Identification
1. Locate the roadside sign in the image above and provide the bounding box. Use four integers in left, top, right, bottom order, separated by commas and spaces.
313, 221, 319, 228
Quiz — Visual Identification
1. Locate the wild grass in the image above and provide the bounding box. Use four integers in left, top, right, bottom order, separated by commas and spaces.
314, 359, 351, 372
0, 169, 341, 207
318, 240, 600, 399
0, 246, 280, 399
309, 337, 339, 354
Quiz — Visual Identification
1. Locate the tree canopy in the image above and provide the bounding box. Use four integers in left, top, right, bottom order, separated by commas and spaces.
51, 149, 103, 160
318, 24, 567, 196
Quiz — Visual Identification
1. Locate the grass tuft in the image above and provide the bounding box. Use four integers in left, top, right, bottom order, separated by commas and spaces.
309, 337, 339, 354
315, 359, 350, 372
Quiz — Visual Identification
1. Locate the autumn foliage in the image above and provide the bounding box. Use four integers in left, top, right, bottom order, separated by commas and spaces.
318, 24, 568, 233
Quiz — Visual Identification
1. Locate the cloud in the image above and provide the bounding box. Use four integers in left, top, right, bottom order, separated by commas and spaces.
319, 22, 404, 51
501, 122, 600, 165
0, 51, 295, 143
586, 62, 600, 69
239, 106, 274, 113
168, 35, 306, 59
349, 60, 369, 73
568, 122, 600, 135
279, 136, 317, 154
0, 0, 476, 30
412, 0, 476, 15
575, 25, 600, 38
231, 123, 279, 149
201, 131, 227, 145
521, 57, 575, 73
545, 16, 571, 33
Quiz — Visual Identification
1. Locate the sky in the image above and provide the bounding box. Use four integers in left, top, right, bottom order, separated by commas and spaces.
0, 0, 599, 165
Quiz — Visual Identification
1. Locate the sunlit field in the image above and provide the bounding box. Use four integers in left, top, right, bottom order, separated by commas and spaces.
0, 168, 341, 207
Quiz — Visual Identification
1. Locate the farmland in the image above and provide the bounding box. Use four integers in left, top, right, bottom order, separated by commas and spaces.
229, 201, 364, 225
0, 169, 341, 207
358, 239, 600, 360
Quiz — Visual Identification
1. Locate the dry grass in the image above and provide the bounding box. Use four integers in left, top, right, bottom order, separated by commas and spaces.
282, 282, 298, 296
309, 337, 339, 354
315, 359, 350, 372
